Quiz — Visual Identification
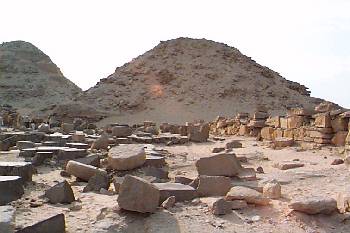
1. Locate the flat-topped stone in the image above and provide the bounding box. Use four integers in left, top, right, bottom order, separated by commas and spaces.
66, 142, 89, 149
56, 148, 87, 161
16, 141, 36, 150
0, 162, 34, 182
0, 205, 15, 233
19, 148, 37, 158
36, 146, 70, 155
108, 144, 146, 170
16, 213, 66, 233
154, 183, 197, 203
144, 155, 166, 168
0, 176, 24, 205
42, 141, 62, 147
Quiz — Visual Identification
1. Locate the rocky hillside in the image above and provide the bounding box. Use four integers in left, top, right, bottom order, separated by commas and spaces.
75, 37, 322, 124
0, 41, 81, 114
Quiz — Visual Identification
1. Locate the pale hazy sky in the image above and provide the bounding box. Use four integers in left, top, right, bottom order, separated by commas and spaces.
1, 0, 349, 107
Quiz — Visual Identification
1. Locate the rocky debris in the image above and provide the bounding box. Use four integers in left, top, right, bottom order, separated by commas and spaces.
65, 160, 107, 182
175, 176, 193, 185
188, 123, 209, 142
196, 175, 232, 197
144, 155, 166, 168
56, 148, 87, 161
91, 133, 109, 150
72, 132, 85, 143
0, 176, 24, 205
38, 123, 50, 133
263, 180, 281, 199
256, 166, 264, 174
212, 147, 225, 153
112, 125, 133, 137
0, 161, 34, 182
154, 182, 197, 203
108, 144, 146, 170
44, 180, 75, 204
337, 192, 350, 214
225, 140, 243, 149
195, 153, 242, 176
16, 213, 66, 233
112, 176, 124, 194
117, 175, 160, 213
142, 166, 169, 181
61, 123, 74, 134
83, 173, 110, 192
236, 168, 257, 181
0, 205, 15, 233
225, 186, 270, 206
331, 158, 344, 165
230, 200, 248, 210
273, 161, 304, 170
161, 196, 176, 209
289, 197, 337, 215
211, 198, 232, 216
273, 137, 294, 148
16, 141, 36, 150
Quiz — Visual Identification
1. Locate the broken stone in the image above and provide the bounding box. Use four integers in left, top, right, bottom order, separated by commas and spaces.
0, 205, 15, 233
331, 131, 347, 146
211, 198, 232, 216
273, 137, 294, 148
195, 153, 242, 177
0, 161, 34, 182
0, 176, 24, 205
154, 182, 197, 203
71, 132, 85, 143
16, 141, 35, 150
161, 196, 176, 209
144, 155, 166, 168
331, 159, 344, 165
83, 173, 110, 192
337, 192, 350, 213
230, 200, 248, 210
197, 175, 232, 197
289, 197, 337, 215
38, 123, 50, 133
112, 125, 132, 137
263, 180, 281, 199
212, 147, 225, 153
56, 148, 87, 161
331, 117, 348, 132
32, 152, 53, 166
236, 168, 257, 181
91, 133, 109, 150
273, 161, 304, 170
175, 176, 193, 185
117, 175, 160, 213
143, 166, 169, 180
108, 144, 146, 170
225, 140, 243, 149
16, 213, 65, 233
113, 176, 124, 194
225, 186, 270, 206
66, 142, 89, 150
187, 123, 209, 142
66, 160, 107, 181
45, 180, 75, 204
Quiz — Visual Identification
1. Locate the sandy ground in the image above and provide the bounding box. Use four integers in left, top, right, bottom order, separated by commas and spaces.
2, 136, 350, 233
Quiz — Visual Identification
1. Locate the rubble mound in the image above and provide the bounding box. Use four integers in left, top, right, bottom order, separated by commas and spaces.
0, 41, 81, 115
77, 37, 323, 124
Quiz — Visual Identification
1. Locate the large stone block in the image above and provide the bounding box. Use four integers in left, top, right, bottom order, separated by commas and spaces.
287, 116, 305, 129
225, 186, 270, 206
197, 176, 232, 197
331, 117, 348, 132
66, 160, 107, 181
0, 206, 15, 233
154, 182, 197, 203
16, 214, 65, 233
331, 131, 348, 147
45, 180, 75, 204
117, 175, 160, 213
108, 144, 146, 170
314, 113, 332, 128
0, 162, 34, 182
0, 176, 24, 205
187, 123, 209, 142
261, 127, 274, 141
196, 153, 242, 177
56, 148, 87, 161
289, 197, 336, 215
112, 125, 133, 137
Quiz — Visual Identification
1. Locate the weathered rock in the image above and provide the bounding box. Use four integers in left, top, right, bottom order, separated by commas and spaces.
331, 131, 347, 146
289, 197, 337, 215
56, 148, 87, 161
71, 132, 85, 143
287, 116, 305, 129
113, 176, 124, 194
45, 180, 75, 204
108, 144, 146, 170
117, 175, 160, 213
236, 168, 257, 181
256, 166, 264, 174
0, 176, 24, 205
225, 186, 270, 206
261, 127, 274, 140
66, 142, 89, 150
0, 162, 34, 182
337, 192, 350, 213
225, 140, 243, 149
161, 196, 176, 209
16, 214, 65, 233
83, 173, 110, 192
66, 160, 107, 181
187, 123, 209, 142
16, 141, 35, 150
212, 147, 225, 153
331, 117, 348, 132
0, 206, 15, 233
112, 125, 132, 137
197, 175, 232, 197
273, 137, 294, 148
144, 155, 166, 168
314, 113, 332, 128
38, 123, 50, 133
230, 200, 248, 210
263, 180, 281, 199
195, 153, 242, 176
331, 159, 344, 165
143, 166, 169, 180
61, 123, 74, 134
154, 182, 197, 203
175, 176, 194, 185
32, 152, 53, 166
91, 133, 109, 150
273, 161, 304, 170
72, 154, 100, 168
211, 198, 232, 216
